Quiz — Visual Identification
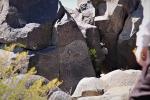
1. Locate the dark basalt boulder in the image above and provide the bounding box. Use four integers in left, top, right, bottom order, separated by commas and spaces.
31, 10, 95, 93
76, 0, 142, 72
95, 3, 127, 70
0, 0, 62, 50
117, 2, 143, 69
86, 27, 108, 74
55, 13, 95, 93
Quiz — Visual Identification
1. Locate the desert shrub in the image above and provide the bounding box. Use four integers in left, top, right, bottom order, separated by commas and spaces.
89, 48, 97, 60
0, 44, 62, 100
0, 44, 29, 78
89, 48, 102, 77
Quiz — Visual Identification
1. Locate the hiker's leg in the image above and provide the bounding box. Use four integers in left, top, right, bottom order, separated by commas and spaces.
129, 64, 150, 100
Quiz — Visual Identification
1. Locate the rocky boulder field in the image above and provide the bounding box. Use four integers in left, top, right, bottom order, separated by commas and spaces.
0, 0, 144, 99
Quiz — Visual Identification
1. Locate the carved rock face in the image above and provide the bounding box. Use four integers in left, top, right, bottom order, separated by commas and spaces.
33, 14, 95, 93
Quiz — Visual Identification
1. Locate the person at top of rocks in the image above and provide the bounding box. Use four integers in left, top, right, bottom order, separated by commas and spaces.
129, 0, 150, 99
